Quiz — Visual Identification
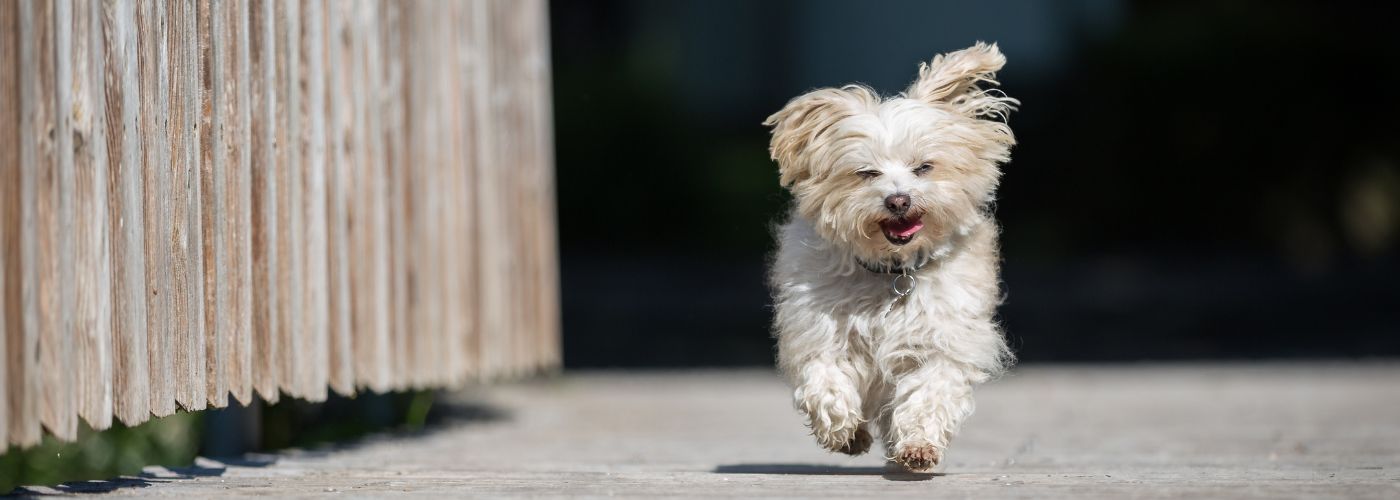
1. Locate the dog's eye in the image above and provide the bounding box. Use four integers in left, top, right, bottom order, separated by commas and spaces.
855, 170, 881, 179
913, 163, 934, 175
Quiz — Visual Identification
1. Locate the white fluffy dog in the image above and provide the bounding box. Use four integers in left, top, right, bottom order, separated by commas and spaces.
764, 43, 1017, 472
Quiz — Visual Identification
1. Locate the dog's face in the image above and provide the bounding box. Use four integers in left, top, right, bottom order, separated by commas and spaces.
765, 43, 1016, 265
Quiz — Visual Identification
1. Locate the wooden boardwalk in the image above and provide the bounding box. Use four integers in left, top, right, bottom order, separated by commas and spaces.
17, 364, 1400, 498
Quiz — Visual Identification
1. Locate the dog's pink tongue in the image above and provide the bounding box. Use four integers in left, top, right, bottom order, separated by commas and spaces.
884, 218, 924, 237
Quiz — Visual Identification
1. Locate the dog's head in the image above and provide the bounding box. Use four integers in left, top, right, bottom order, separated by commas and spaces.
764, 43, 1017, 265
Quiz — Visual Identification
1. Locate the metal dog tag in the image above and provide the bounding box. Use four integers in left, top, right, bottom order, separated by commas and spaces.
892, 270, 915, 297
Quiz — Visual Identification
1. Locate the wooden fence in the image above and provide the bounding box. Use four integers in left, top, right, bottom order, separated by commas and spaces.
0, 0, 560, 448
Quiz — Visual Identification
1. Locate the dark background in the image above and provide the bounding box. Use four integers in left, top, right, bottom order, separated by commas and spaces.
548, 0, 1400, 368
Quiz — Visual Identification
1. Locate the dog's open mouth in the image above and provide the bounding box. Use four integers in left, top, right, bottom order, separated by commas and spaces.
879, 215, 924, 245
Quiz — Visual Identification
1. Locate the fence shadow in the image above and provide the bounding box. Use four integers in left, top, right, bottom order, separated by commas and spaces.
6, 397, 506, 496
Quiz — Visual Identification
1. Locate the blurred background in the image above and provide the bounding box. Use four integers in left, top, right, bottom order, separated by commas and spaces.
550, 0, 1400, 367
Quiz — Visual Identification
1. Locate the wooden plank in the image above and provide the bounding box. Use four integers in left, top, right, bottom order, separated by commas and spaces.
438, 0, 466, 384
470, 0, 506, 380
510, 0, 558, 376
529, 0, 561, 372
395, 0, 411, 390
521, 0, 539, 372
432, 1, 458, 386
444, 0, 467, 385
440, 0, 459, 384
323, 0, 354, 396
138, 0, 176, 418
73, 0, 115, 430
225, 0, 254, 405
402, 0, 432, 388
507, 0, 521, 378
534, 0, 556, 374
273, 0, 303, 398
510, 0, 528, 377
380, 0, 409, 390
509, 0, 532, 376
415, 0, 440, 388
101, 0, 151, 426
298, 0, 328, 402
350, 0, 391, 392
414, 1, 434, 384
504, 0, 526, 375
0, 0, 19, 446
486, 0, 536, 378
516, 0, 538, 373
535, 0, 561, 373
167, 0, 206, 412
199, 0, 227, 408
435, 0, 452, 386
247, 0, 280, 404
448, 0, 480, 383
37, 0, 80, 441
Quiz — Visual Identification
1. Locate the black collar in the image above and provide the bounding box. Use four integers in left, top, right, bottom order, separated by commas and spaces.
856, 251, 934, 274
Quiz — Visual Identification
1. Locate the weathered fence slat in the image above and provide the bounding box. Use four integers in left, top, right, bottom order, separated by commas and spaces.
272, 0, 303, 399
380, 0, 409, 390
404, 0, 436, 388
441, 0, 469, 385
530, 0, 562, 371
471, 0, 503, 379
72, 0, 114, 431
224, 0, 254, 406
297, 0, 329, 402
349, 0, 391, 392
1, 0, 18, 447
324, 0, 354, 397
448, 0, 479, 383
167, 0, 206, 413
3, 0, 559, 449
198, 0, 226, 410
38, 0, 79, 441
103, 0, 150, 426
138, 0, 175, 418
247, 0, 279, 405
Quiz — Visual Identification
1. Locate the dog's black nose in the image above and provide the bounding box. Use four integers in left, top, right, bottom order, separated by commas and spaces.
884, 193, 912, 215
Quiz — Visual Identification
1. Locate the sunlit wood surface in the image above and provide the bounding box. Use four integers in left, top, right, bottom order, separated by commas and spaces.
16, 364, 1400, 498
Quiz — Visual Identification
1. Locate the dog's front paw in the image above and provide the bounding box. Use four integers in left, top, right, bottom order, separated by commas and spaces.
810, 424, 860, 455
893, 443, 941, 473
835, 427, 873, 456
794, 384, 863, 454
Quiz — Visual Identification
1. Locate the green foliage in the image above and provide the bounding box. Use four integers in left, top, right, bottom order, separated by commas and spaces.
0, 389, 435, 493
258, 390, 434, 450
0, 411, 201, 494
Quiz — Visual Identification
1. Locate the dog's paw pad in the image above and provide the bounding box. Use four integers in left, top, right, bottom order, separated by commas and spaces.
894, 444, 941, 472
836, 428, 873, 456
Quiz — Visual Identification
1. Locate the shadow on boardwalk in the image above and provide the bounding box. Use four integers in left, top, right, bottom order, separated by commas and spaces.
4, 399, 506, 497
715, 463, 939, 482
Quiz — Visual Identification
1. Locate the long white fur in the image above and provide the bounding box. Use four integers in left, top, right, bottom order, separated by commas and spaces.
764, 42, 1017, 472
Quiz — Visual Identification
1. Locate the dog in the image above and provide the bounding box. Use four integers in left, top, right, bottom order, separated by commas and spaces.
763, 42, 1017, 472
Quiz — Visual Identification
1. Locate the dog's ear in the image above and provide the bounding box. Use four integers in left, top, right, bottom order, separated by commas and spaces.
908, 43, 1018, 164
763, 85, 874, 187
906, 42, 1016, 121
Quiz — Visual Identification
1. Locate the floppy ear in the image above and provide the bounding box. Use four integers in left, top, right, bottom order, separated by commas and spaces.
763, 85, 875, 187
906, 42, 1017, 120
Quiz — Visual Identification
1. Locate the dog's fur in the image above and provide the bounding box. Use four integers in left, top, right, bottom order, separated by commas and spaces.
763, 43, 1017, 472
